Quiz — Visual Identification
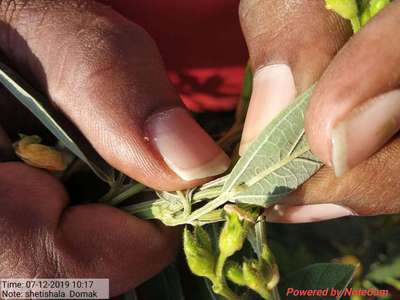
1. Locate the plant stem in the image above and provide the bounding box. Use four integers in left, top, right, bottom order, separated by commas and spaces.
107, 183, 146, 206
216, 253, 228, 278
255, 218, 281, 300
350, 17, 361, 32
177, 190, 191, 216
271, 287, 281, 300
122, 199, 160, 219
183, 193, 230, 224
195, 209, 224, 225
212, 280, 241, 300
385, 277, 400, 289
193, 186, 223, 202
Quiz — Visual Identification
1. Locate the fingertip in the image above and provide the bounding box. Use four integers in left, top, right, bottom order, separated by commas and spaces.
144, 107, 230, 185
265, 203, 356, 223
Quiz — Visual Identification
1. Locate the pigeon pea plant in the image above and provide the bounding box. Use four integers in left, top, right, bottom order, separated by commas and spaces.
2, 1, 394, 299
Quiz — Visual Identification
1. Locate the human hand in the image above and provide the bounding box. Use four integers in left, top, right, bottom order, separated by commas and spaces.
0, 0, 230, 296
238, 0, 400, 222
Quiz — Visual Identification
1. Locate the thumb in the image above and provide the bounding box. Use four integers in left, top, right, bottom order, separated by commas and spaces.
0, 0, 229, 191
238, 0, 351, 155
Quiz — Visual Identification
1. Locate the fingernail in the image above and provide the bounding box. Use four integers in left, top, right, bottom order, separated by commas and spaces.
146, 107, 230, 181
265, 204, 356, 223
332, 89, 400, 176
239, 64, 297, 155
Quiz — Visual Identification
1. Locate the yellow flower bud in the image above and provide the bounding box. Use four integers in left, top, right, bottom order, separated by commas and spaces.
242, 259, 272, 300
183, 226, 216, 279
218, 210, 248, 259
14, 135, 66, 171
225, 261, 246, 286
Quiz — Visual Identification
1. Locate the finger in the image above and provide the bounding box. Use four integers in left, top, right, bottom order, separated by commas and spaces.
265, 203, 355, 223
238, 0, 351, 155
265, 136, 400, 223
0, 162, 180, 296
0, 1, 229, 190
306, 1, 400, 176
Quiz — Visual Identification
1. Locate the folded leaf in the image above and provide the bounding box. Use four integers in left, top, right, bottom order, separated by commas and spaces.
222, 85, 322, 207
14, 135, 66, 171
280, 263, 356, 300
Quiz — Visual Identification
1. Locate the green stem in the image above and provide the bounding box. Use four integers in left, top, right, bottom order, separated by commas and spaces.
98, 182, 123, 203
193, 186, 223, 202
255, 219, 281, 300
385, 277, 400, 289
216, 253, 228, 278
177, 190, 191, 216
271, 287, 281, 300
108, 183, 146, 206
183, 194, 230, 224
350, 17, 361, 32
212, 279, 241, 300
195, 209, 224, 225
122, 199, 161, 219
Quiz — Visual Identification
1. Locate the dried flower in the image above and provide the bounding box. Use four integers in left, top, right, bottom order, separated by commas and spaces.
14, 135, 66, 171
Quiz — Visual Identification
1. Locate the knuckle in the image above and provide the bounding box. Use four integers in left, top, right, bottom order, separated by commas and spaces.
0, 0, 28, 24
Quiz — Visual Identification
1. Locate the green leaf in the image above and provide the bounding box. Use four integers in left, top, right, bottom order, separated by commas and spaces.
0, 62, 115, 183
280, 263, 356, 300
222, 85, 322, 207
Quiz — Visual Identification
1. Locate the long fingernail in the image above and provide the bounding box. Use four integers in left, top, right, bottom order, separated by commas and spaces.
332, 89, 400, 176
146, 107, 230, 181
239, 64, 297, 155
265, 204, 356, 223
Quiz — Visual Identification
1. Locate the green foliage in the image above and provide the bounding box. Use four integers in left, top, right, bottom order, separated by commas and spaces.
2, 3, 399, 299
221, 85, 322, 207
281, 263, 356, 300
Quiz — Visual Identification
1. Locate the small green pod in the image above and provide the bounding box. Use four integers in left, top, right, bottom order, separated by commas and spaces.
218, 212, 248, 259
183, 227, 216, 279
225, 261, 246, 286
